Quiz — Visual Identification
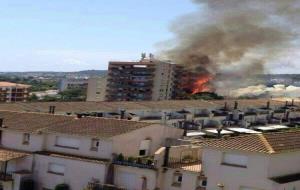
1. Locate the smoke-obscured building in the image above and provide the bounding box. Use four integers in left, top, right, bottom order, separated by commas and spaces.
0, 82, 30, 102
105, 54, 175, 101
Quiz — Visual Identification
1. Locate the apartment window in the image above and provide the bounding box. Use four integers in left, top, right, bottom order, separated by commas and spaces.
139, 139, 151, 156
197, 177, 207, 188
55, 136, 80, 149
48, 163, 65, 176
222, 153, 248, 168
91, 138, 100, 151
23, 133, 30, 145
172, 171, 183, 187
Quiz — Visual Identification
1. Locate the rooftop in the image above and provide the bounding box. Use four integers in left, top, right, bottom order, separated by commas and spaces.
0, 99, 293, 114
0, 82, 30, 88
0, 148, 29, 162
203, 130, 300, 154
0, 111, 157, 139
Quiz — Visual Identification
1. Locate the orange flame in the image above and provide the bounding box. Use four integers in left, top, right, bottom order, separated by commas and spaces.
192, 75, 213, 94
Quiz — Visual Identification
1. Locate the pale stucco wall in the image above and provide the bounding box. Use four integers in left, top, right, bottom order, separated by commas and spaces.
268, 151, 300, 177
1, 131, 44, 152
163, 168, 199, 190
33, 154, 107, 190
203, 148, 300, 190
202, 148, 273, 190
112, 124, 183, 157
114, 165, 157, 190
45, 134, 113, 159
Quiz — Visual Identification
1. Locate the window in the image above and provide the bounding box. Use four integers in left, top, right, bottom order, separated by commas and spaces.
172, 171, 183, 187
139, 139, 151, 156
48, 163, 65, 175
139, 150, 146, 156
23, 133, 30, 145
197, 177, 207, 188
91, 138, 100, 151
55, 136, 80, 149
222, 153, 248, 168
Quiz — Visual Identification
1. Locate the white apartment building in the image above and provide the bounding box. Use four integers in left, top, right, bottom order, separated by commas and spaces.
202, 131, 300, 190
0, 111, 183, 190
86, 76, 107, 102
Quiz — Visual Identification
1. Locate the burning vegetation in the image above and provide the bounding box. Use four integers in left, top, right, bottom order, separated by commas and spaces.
161, 0, 300, 98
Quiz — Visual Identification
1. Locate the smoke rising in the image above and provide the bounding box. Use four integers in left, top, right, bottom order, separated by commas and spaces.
161, 0, 300, 95
230, 84, 300, 98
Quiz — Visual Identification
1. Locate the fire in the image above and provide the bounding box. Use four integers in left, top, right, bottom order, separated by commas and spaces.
192, 75, 213, 94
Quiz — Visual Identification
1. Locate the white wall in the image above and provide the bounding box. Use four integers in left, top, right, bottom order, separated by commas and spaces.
268, 151, 300, 177
33, 154, 107, 190
163, 169, 200, 190
202, 148, 273, 190
112, 124, 183, 157
45, 134, 113, 159
114, 165, 157, 190
1, 131, 44, 152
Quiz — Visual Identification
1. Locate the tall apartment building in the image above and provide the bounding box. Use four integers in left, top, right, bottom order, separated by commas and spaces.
0, 82, 30, 102
105, 54, 175, 101
86, 76, 107, 101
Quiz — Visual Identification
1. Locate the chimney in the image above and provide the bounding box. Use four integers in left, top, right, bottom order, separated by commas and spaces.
234, 101, 238, 110
163, 146, 170, 167
285, 101, 288, 107
292, 99, 295, 106
120, 109, 126, 119
0, 118, 3, 127
77, 113, 83, 119
217, 128, 222, 138
285, 111, 290, 121
183, 121, 188, 136
49, 106, 56, 114
267, 101, 270, 109
224, 102, 228, 110
49, 106, 52, 114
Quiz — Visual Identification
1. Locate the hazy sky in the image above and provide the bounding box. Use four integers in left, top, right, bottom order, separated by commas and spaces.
0, 0, 197, 71
0, 0, 299, 73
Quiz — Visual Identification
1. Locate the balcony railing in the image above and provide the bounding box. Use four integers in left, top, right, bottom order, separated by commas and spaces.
0, 172, 13, 181
86, 182, 126, 190
113, 155, 157, 169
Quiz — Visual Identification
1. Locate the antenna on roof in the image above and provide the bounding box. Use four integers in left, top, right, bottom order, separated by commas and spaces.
141, 52, 146, 60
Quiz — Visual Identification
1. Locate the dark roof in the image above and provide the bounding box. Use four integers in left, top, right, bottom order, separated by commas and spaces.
204, 130, 300, 154
0, 111, 157, 139
270, 173, 300, 184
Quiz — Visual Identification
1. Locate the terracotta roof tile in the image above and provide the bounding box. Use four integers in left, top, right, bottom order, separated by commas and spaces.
0, 111, 155, 138
0, 99, 292, 113
204, 130, 300, 154
0, 148, 29, 162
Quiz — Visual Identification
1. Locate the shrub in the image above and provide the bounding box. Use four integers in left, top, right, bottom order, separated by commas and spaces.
116, 153, 124, 161
127, 157, 135, 163
55, 183, 70, 190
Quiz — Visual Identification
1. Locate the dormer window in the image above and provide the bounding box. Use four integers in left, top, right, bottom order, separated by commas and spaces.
23, 133, 30, 145
91, 138, 100, 151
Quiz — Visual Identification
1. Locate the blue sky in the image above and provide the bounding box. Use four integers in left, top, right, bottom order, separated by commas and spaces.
0, 0, 197, 71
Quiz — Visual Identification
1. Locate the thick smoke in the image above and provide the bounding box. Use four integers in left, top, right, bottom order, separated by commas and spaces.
161, 0, 300, 95
230, 84, 300, 98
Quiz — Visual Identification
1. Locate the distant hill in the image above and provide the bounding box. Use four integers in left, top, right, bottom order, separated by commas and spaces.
0, 70, 107, 78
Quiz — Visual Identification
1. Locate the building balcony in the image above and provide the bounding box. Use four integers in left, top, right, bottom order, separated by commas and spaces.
0, 172, 13, 181
113, 155, 157, 170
